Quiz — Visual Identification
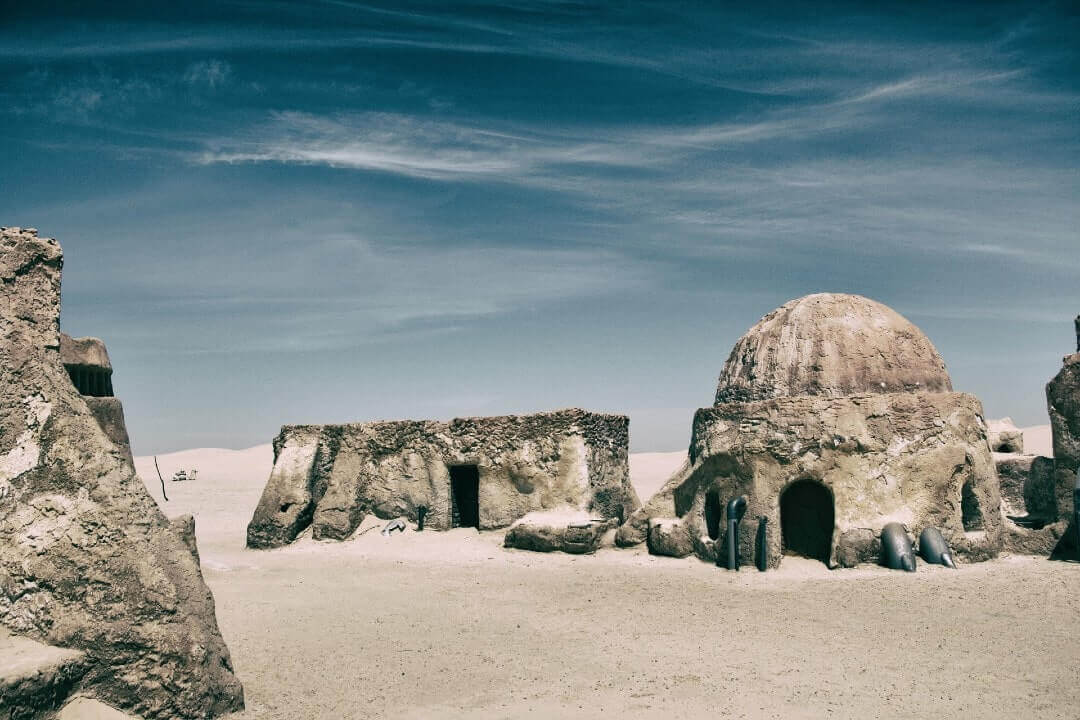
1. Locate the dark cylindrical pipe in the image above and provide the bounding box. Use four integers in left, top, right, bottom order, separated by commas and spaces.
755, 516, 768, 571
724, 495, 748, 570
881, 522, 917, 572
417, 505, 428, 531
918, 526, 956, 568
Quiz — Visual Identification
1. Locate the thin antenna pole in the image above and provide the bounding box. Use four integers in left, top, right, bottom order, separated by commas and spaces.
154, 456, 169, 502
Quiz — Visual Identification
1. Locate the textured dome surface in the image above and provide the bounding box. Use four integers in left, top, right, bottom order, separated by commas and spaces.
715, 293, 952, 404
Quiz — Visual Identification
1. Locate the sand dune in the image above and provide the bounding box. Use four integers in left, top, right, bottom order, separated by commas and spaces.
133, 446, 1080, 719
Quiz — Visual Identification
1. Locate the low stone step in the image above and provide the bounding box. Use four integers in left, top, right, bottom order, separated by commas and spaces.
55, 696, 140, 719
0, 628, 88, 720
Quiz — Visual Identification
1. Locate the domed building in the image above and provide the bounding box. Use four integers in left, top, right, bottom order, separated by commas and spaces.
620, 293, 1004, 568
715, 293, 953, 403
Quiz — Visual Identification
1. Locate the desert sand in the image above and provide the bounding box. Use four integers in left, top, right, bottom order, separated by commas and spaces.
1022, 424, 1053, 458
135, 444, 1079, 720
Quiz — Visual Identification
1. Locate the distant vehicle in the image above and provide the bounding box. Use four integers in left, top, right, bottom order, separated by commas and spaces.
171, 469, 198, 482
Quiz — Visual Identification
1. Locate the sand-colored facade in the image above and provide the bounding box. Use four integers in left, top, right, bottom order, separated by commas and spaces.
621, 293, 1006, 567
246, 409, 636, 549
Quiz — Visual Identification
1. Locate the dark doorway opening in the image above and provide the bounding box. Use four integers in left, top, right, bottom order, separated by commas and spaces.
450, 465, 480, 529
961, 480, 984, 531
704, 490, 722, 540
780, 480, 834, 562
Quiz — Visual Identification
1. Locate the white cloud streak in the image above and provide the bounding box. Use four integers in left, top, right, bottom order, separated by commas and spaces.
192, 63, 1068, 183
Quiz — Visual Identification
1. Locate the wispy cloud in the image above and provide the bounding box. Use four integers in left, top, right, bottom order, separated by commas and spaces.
7, 1, 1076, 454
4, 61, 241, 121
191, 61, 1062, 184
198, 112, 521, 178
182, 59, 231, 89
1, 4, 1054, 100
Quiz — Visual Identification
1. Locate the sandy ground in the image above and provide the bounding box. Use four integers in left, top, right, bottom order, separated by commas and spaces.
1022, 424, 1053, 457
136, 445, 1080, 720
627, 451, 685, 502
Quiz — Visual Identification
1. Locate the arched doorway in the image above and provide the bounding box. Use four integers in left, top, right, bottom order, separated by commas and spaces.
961, 479, 984, 531
704, 489, 722, 540
780, 480, 834, 563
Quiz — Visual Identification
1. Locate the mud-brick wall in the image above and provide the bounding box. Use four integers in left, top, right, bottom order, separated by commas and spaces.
246, 409, 636, 549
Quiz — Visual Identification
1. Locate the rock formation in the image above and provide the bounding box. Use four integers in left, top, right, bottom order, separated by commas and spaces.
1046, 323, 1080, 559
0, 228, 243, 718
1048, 350, 1080, 509
503, 513, 615, 554
1, 626, 88, 719
247, 409, 636, 550
59, 333, 133, 469
620, 293, 1004, 568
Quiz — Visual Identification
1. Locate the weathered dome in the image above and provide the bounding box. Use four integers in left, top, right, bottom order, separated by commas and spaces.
715, 293, 952, 404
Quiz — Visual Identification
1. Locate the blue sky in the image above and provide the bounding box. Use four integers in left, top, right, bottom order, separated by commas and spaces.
2, 1, 1077, 454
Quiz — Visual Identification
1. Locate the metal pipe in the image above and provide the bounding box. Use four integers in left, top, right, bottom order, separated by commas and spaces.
881, 522, 917, 572
918, 526, 956, 568
723, 495, 748, 570
755, 516, 768, 571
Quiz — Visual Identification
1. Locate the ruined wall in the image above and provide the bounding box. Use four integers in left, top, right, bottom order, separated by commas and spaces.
622, 391, 1002, 568
0, 227, 243, 719
247, 409, 635, 548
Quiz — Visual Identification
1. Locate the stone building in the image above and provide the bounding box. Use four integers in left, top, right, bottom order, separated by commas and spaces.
619, 293, 1004, 568
59, 332, 133, 468
247, 409, 637, 550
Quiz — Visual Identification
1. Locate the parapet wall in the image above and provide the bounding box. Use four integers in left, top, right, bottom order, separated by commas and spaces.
247, 408, 636, 548
60, 333, 114, 397
58, 332, 131, 468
